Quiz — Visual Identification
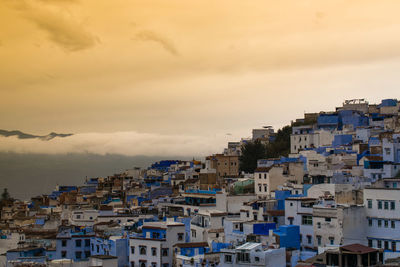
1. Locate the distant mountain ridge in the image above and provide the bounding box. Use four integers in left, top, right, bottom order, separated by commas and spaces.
0, 129, 73, 140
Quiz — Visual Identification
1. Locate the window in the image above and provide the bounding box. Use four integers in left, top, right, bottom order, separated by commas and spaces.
91, 244, 94, 251
317, 222, 321, 229
393, 242, 397, 252
246, 211, 249, 217
62, 240, 67, 247
191, 230, 196, 238
75, 251, 82, 260
367, 199, 372, 209
329, 237, 334, 245
131, 246, 135, 254
131, 262, 135, 267
392, 221, 396, 229
139, 246, 147, 255
368, 218, 372, 226
301, 215, 312, 225
289, 218, 293, 225
264, 184, 267, 192
152, 232, 160, 239
378, 220, 382, 227
316, 235, 321, 246
385, 241, 389, 250
77, 214, 81, 219
224, 255, 232, 263
368, 239, 373, 247
385, 220, 389, 228
258, 184, 262, 192
258, 174, 262, 179
290, 202, 293, 206
85, 239, 90, 247
255, 256, 260, 262
96, 245, 99, 253
264, 173, 267, 179
377, 240, 382, 248
75, 239, 82, 247
61, 251, 67, 258
151, 263, 157, 267
162, 248, 168, 257
300, 234, 302, 242
152, 247, 157, 256
391, 201, 396, 210
307, 235, 312, 244
385, 201, 389, 210
378, 200, 382, 209
84, 251, 90, 258
178, 233, 184, 241
237, 252, 250, 262
325, 217, 331, 222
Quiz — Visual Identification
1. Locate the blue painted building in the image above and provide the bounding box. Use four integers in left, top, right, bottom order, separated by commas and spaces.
56, 227, 94, 261
273, 225, 301, 250
332, 134, 353, 147
91, 236, 129, 267
318, 113, 340, 130
174, 242, 209, 257
7, 247, 46, 263
338, 110, 368, 129
150, 160, 180, 172
183, 189, 219, 207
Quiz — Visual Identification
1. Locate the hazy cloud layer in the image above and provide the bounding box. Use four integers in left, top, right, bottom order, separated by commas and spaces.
0, 132, 227, 157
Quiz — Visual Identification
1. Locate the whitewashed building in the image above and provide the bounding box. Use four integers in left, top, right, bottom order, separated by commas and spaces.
129, 221, 186, 267
364, 187, 400, 253
285, 197, 318, 249
219, 242, 285, 267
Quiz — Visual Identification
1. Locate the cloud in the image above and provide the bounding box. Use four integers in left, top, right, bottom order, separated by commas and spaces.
0, 131, 227, 157
25, 11, 98, 51
133, 30, 179, 56
5, 0, 97, 52
36, 0, 78, 3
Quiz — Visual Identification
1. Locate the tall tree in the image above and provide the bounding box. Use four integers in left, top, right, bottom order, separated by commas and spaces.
239, 140, 267, 173
265, 125, 292, 158
1, 188, 10, 201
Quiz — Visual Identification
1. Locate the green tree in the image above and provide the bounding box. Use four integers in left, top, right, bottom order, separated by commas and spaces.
1, 188, 10, 201
265, 125, 292, 158
239, 140, 267, 173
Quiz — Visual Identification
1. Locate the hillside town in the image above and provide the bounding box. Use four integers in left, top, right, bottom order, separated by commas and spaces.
2, 98, 400, 267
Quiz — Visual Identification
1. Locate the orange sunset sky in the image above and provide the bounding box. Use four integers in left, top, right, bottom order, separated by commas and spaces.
1, 0, 400, 156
